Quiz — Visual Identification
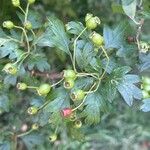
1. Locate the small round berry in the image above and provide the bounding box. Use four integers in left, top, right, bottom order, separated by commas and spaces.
90, 32, 104, 47
27, 106, 38, 115
142, 90, 150, 99
49, 134, 57, 142
143, 84, 150, 92
85, 13, 93, 22
69, 113, 77, 121
141, 84, 144, 90
24, 21, 32, 30
142, 76, 150, 85
126, 36, 135, 43
37, 84, 51, 96
28, 0, 36, 4
61, 108, 73, 118
140, 41, 149, 53
63, 70, 77, 80
17, 83, 27, 90
0, 109, 3, 115
70, 90, 85, 101
74, 120, 82, 128
3, 21, 14, 29
11, 0, 20, 7
63, 79, 75, 89
32, 123, 39, 130
3, 63, 18, 75
86, 16, 101, 30
21, 124, 28, 132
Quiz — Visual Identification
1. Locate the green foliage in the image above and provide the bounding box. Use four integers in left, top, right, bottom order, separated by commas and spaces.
81, 91, 102, 125
0, 0, 150, 149
141, 99, 150, 112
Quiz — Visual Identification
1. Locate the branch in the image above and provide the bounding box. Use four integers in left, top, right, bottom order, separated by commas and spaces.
29, 70, 63, 80
136, 18, 144, 50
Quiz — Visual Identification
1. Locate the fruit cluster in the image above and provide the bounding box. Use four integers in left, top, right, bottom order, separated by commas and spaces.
142, 76, 150, 99
2, 0, 105, 142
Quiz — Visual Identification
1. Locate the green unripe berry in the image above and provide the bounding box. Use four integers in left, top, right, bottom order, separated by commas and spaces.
74, 120, 82, 128
86, 16, 101, 30
17, 83, 27, 90
11, 0, 20, 7
3, 21, 14, 29
24, 21, 32, 30
140, 41, 149, 53
32, 123, 39, 130
63, 70, 77, 80
142, 90, 150, 99
69, 113, 77, 121
63, 79, 75, 89
90, 32, 104, 47
143, 84, 150, 92
28, 0, 36, 4
27, 106, 38, 115
142, 76, 150, 85
49, 134, 57, 142
3, 63, 18, 75
85, 13, 93, 22
37, 84, 51, 96
70, 90, 85, 101
0, 108, 3, 115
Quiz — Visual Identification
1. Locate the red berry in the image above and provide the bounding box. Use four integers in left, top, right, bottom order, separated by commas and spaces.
61, 108, 73, 117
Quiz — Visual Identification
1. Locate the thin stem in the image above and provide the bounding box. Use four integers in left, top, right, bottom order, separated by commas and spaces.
13, 52, 28, 65
6, 36, 21, 44
77, 72, 99, 79
20, 3, 30, 43
85, 81, 100, 94
54, 126, 58, 134
27, 86, 38, 89
14, 26, 30, 68
14, 26, 30, 53
72, 82, 97, 111
21, 32, 24, 43
38, 100, 51, 111
17, 53, 30, 69
18, 6, 26, 15
25, 3, 30, 23
130, 17, 140, 25
51, 78, 64, 87
31, 29, 37, 51
99, 46, 109, 81
73, 27, 87, 72
139, 0, 143, 7
31, 29, 36, 38
12, 135, 17, 150
17, 129, 33, 138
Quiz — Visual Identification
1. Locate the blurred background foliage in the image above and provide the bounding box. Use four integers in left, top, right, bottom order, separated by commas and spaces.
0, 0, 150, 150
